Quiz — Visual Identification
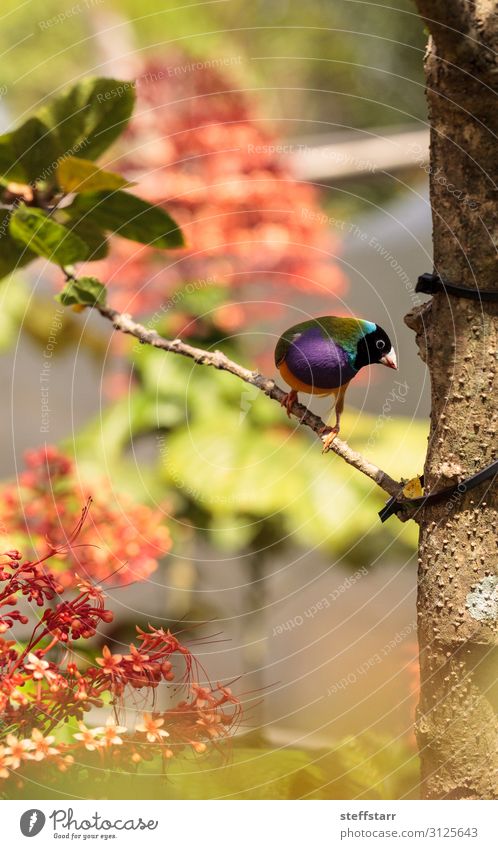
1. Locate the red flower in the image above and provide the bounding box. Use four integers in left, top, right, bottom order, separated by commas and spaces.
92, 717, 127, 748
24, 653, 57, 683
0, 520, 241, 788
29, 729, 59, 761
82, 53, 346, 318
3, 735, 34, 769
0, 447, 171, 588
96, 645, 123, 676
135, 713, 169, 743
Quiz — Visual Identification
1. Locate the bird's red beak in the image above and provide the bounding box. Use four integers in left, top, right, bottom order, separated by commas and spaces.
380, 350, 397, 370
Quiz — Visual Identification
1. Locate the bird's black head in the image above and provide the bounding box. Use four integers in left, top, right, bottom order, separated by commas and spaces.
354, 324, 397, 371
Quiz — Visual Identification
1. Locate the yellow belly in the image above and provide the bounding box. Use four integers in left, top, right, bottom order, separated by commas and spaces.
278, 361, 342, 396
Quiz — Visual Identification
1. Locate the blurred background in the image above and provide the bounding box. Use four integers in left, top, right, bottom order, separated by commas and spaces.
0, 0, 433, 797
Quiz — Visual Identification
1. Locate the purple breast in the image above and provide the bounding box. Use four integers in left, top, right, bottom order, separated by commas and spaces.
285, 327, 357, 389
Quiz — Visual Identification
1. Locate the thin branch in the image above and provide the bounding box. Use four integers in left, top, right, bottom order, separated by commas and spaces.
97, 304, 405, 503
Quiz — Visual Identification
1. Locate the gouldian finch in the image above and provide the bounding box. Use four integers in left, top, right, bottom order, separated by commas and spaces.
274, 316, 397, 450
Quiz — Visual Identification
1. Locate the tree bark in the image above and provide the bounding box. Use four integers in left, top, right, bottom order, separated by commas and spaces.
407, 1, 498, 798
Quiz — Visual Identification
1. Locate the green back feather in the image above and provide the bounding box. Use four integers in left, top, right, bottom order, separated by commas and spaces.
275, 316, 375, 365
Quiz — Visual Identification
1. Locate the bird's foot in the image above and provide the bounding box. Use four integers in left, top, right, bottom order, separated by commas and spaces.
320, 425, 339, 453
280, 389, 298, 418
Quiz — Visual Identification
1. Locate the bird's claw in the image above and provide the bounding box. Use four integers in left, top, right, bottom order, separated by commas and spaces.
280, 390, 297, 418
320, 426, 339, 453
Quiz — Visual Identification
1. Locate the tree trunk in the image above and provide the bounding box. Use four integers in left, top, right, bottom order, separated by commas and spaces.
406, 1, 498, 799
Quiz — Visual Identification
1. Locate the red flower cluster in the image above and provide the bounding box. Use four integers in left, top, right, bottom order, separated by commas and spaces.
0, 446, 171, 588
162, 682, 242, 754
92, 626, 192, 696
0, 538, 241, 789
92, 53, 346, 317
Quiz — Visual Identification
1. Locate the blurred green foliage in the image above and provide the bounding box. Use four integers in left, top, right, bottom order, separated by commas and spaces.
7, 733, 419, 800
0, 0, 425, 132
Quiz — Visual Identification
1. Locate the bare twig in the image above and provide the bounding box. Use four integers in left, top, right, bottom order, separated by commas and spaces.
97, 304, 405, 503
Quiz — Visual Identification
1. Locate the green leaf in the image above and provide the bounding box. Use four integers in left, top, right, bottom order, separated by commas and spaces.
317, 734, 420, 800
208, 514, 256, 552
58, 212, 109, 260
162, 747, 325, 800
56, 275, 107, 308
9, 206, 90, 265
0, 277, 30, 351
0, 116, 58, 183
56, 156, 132, 193
69, 190, 185, 248
0, 135, 20, 181
37, 77, 136, 162
0, 210, 37, 278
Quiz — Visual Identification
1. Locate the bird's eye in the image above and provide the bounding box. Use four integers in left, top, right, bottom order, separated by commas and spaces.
376, 339, 385, 350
